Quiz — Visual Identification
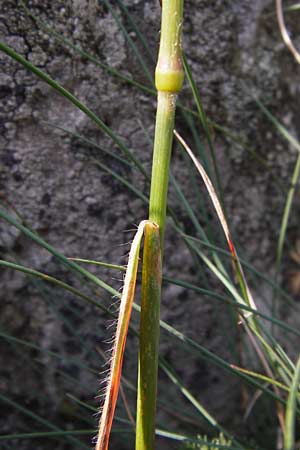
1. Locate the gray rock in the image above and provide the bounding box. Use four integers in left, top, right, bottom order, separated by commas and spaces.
1, 1, 300, 449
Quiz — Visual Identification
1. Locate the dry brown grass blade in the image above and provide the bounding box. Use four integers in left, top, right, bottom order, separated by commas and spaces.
276, 0, 300, 64
96, 220, 150, 450
174, 129, 257, 314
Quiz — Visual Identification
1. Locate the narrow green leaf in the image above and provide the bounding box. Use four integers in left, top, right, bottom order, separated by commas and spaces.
0, 259, 109, 312
231, 365, 290, 392
183, 54, 225, 206
256, 99, 300, 153
0, 393, 90, 449
283, 356, 300, 450
20, 0, 154, 95
101, 0, 153, 85
0, 209, 117, 296
160, 358, 241, 449
0, 40, 147, 177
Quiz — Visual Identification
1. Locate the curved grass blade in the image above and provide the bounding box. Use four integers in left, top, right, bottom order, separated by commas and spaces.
0, 329, 99, 375
0, 393, 90, 449
255, 99, 300, 269
0, 41, 147, 178
0, 259, 109, 312
255, 99, 300, 268
276, 152, 300, 271
0, 208, 116, 296
160, 358, 242, 449
66, 257, 300, 337
96, 220, 157, 450
115, 0, 155, 64
41, 121, 134, 169
0, 430, 96, 441
0, 212, 286, 405
255, 100, 300, 322
91, 157, 149, 203
180, 232, 298, 308
283, 356, 300, 450
69, 258, 126, 272
231, 365, 290, 393
20, 0, 154, 96
183, 54, 224, 203
101, 0, 153, 85
174, 130, 257, 315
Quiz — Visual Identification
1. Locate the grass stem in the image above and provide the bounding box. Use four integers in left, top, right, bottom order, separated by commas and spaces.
136, 1, 184, 449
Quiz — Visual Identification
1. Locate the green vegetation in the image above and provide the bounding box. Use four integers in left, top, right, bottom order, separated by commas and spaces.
0, 1, 300, 450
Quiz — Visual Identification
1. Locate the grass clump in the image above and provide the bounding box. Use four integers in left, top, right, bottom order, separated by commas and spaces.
0, 1, 300, 450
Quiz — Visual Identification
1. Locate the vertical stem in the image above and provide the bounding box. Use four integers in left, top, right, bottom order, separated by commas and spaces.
148, 91, 177, 244
136, 1, 184, 449
136, 223, 161, 450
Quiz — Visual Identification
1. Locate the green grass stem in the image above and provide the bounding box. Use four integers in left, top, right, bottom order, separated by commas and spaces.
136, 2, 184, 448
135, 223, 162, 449
283, 357, 300, 450
148, 91, 178, 244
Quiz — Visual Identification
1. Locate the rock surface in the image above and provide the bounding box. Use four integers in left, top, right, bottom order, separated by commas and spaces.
1, 1, 300, 449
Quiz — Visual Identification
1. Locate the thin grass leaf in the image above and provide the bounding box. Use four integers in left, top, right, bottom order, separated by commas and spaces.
180, 109, 213, 179
42, 121, 134, 169
174, 130, 257, 315
67, 394, 98, 413
115, 0, 154, 63
170, 170, 234, 301
183, 54, 224, 203
170, 172, 207, 241
286, 3, 300, 11
20, 0, 154, 96
0, 430, 96, 441
69, 258, 126, 272
230, 365, 290, 393
0, 215, 286, 405
101, 0, 153, 85
247, 325, 294, 387
31, 277, 97, 360
0, 330, 99, 375
181, 232, 298, 308
65, 256, 300, 337
152, 310, 286, 406
91, 157, 149, 203
212, 121, 279, 179
67, 394, 133, 427
0, 208, 117, 296
284, 356, 300, 450
0, 259, 109, 312
274, 152, 300, 309
0, 41, 147, 178
160, 358, 242, 449
96, 220, 156, 450
256, 99, 300, 153
0, 393, 90, 449
164, 273, 300, 338
255, 102, 300, 318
